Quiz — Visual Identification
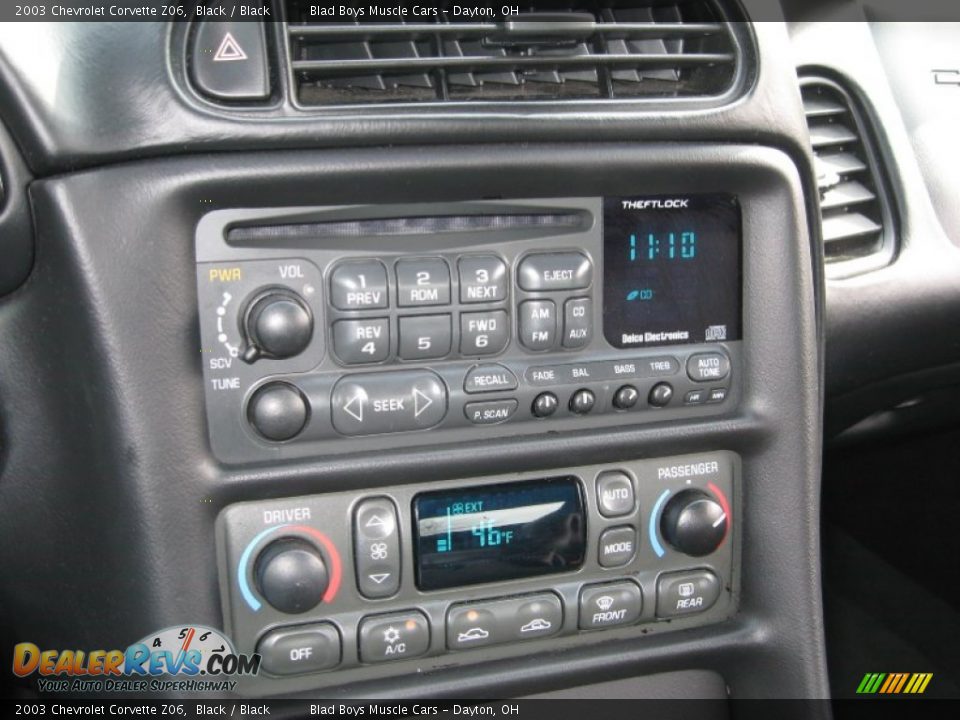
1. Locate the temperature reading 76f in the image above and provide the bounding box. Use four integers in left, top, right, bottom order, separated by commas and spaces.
471, 519, 513, 547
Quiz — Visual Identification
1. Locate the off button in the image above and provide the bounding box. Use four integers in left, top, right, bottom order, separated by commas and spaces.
331, 371, 447, 436
256, 623, 340, 676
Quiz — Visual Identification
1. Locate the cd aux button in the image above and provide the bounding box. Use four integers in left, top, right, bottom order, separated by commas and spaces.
562, 298, 593, 349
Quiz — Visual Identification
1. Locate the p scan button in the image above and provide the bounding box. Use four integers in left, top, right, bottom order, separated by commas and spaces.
256, 623, 340, 676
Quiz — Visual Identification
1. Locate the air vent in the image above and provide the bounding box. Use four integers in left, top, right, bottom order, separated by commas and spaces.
284, 1, 745, 106
801, 78, 895, 270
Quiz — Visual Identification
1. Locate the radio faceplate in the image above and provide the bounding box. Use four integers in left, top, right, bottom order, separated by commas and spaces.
217, 452, 739, 696
196, 198, 743, 463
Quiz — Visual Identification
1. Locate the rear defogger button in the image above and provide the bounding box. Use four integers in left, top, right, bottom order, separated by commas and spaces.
331, 370, 447, 436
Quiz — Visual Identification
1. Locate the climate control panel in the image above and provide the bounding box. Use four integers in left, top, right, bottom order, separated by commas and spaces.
196, 198, 742, 463
216, 452, 738, 695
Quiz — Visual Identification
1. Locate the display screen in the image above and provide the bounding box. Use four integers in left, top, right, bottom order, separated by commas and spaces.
603, 194, 742, 349
413, 478, 585, 591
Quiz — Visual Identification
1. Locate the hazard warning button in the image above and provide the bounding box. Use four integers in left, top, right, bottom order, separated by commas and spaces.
191, 10, 270, 101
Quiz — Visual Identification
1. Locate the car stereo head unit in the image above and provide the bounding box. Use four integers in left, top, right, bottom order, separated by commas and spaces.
195, 195, 743, 462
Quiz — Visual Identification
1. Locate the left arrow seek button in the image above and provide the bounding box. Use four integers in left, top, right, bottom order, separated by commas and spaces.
191, 13, 270, 101
331, 371, 447, 436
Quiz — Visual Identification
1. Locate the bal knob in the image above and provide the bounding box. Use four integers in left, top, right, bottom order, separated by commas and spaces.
243, 289, 313, 362
254, 537, 328, 614
660, 489, 728, 557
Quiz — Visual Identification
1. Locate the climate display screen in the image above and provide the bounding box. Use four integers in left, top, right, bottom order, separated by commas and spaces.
603, 194, 742, 349
413, 478, 585, 591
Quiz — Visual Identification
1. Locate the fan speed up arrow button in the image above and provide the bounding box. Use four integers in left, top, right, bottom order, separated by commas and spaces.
331, 371, 447, 436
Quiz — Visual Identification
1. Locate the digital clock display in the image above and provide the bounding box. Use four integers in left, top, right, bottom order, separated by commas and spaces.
413, 477, 585, 591
603, 194, 742, 349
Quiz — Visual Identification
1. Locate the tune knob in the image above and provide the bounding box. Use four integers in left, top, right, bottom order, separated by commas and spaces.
659, 489, 728, 557
254, 537, 329, 614
242, 289, 313, 362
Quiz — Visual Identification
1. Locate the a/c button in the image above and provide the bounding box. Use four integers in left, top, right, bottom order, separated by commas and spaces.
256, 623, 340, 676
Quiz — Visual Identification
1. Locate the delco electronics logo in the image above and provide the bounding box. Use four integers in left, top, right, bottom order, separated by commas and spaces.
621, 199, 690, 210
12, 625, 259, 693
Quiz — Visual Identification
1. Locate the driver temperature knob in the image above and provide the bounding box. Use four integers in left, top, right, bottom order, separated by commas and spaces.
660, 489, 728, 557
242, 289, 313, 363
254, 537, 328, 614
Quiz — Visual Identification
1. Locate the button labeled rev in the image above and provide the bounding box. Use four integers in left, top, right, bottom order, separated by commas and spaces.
359, 612, 429, 662
333, 318, 389, 364
256, 623, 340, 676
331, 371, 447, 436
354, 497, 401, 598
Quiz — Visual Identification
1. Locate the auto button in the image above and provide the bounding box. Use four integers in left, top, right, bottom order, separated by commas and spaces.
331, 371, 446, 436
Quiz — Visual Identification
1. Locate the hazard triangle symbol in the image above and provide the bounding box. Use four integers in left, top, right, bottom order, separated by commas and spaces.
213, 32, 248, 63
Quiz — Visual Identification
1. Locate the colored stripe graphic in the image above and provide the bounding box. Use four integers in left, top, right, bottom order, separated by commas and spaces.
857, 673, 932, 694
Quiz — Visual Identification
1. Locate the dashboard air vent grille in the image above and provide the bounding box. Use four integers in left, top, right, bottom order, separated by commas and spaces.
801, 79, 895, 267
285, 1, 743, 105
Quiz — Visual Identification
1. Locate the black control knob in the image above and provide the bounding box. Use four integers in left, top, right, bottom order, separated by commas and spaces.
660, 489, 728, 557
532, 392, 559, 418
255, 537, 329, 614
243, 289, 313, 363
247, 382, 309, 441
648, 382, 674, 408
613, 385, 639, 410
569, 389, 596, 415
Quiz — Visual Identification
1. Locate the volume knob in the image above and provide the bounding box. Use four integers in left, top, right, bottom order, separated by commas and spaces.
254, 537, 329, 614
242, 289, 313, 362
659, 489, 728, 557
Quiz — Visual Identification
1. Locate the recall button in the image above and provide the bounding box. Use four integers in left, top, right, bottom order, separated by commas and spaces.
464, 364, 518, 394
686, 353, 730, 382
331, 371, 447, 436
464, 400, 518, 425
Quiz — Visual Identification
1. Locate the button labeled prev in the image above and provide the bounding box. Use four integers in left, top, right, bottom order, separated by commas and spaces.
256, 623, 340, 676
331, 370, 447, 436
330, 260, 389, 310
354, 497, 401, 598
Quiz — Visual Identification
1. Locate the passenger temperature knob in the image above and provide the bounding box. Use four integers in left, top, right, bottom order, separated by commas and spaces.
660, 489, 728, 557
242, 289, 313, 362
254, 537, 329, 614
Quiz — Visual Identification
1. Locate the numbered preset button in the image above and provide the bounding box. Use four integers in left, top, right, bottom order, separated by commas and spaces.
459, 256, 508, 303
354, 497, 401, 599
333, 319, 390, 364
399, 315, 452, 361
330, 260, 388, 310
396, 259, 451, 307
460, 310, 509, 356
